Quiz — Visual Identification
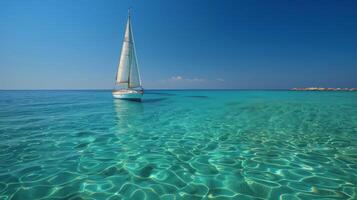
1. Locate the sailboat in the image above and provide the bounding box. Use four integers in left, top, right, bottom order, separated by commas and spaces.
113, 10, 143, 100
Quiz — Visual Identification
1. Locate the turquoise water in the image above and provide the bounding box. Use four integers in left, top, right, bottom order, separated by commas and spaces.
0, 90, 356, 200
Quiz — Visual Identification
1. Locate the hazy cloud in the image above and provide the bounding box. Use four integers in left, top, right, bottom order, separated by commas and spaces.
151, 75, 226, 89
170, 76, 183, 81
168, 76, 205, 82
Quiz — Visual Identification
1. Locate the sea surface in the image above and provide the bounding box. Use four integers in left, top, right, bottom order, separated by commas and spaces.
0, 90, 356, 200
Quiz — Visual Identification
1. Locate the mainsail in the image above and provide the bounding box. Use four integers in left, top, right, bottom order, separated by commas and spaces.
115, 12, 141, 88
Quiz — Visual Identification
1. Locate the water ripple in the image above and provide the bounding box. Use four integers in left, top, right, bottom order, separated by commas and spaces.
0, 90, 356, 199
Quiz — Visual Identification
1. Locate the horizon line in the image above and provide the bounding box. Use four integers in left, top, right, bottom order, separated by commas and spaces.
0, 88, 292, 91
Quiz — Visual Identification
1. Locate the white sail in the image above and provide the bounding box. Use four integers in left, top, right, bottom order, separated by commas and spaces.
129, 46, 141, 88
115, 13, 141, 88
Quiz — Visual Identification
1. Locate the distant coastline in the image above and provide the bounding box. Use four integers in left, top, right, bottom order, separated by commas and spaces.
291, 87, 357, 91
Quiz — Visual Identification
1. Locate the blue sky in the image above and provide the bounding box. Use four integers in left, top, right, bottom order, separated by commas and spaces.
0, 0, 356, 89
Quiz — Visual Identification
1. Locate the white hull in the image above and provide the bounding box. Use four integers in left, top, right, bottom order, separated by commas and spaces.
112, 89, 143, 100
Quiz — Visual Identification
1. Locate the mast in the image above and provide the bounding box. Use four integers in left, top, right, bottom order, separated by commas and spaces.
127, 9, 132, 88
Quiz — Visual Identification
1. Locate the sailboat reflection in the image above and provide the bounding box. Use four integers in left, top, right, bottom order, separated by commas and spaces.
113, 99, 143, 133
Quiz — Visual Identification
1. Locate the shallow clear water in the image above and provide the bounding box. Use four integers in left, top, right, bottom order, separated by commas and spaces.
0, 90, 356, 200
